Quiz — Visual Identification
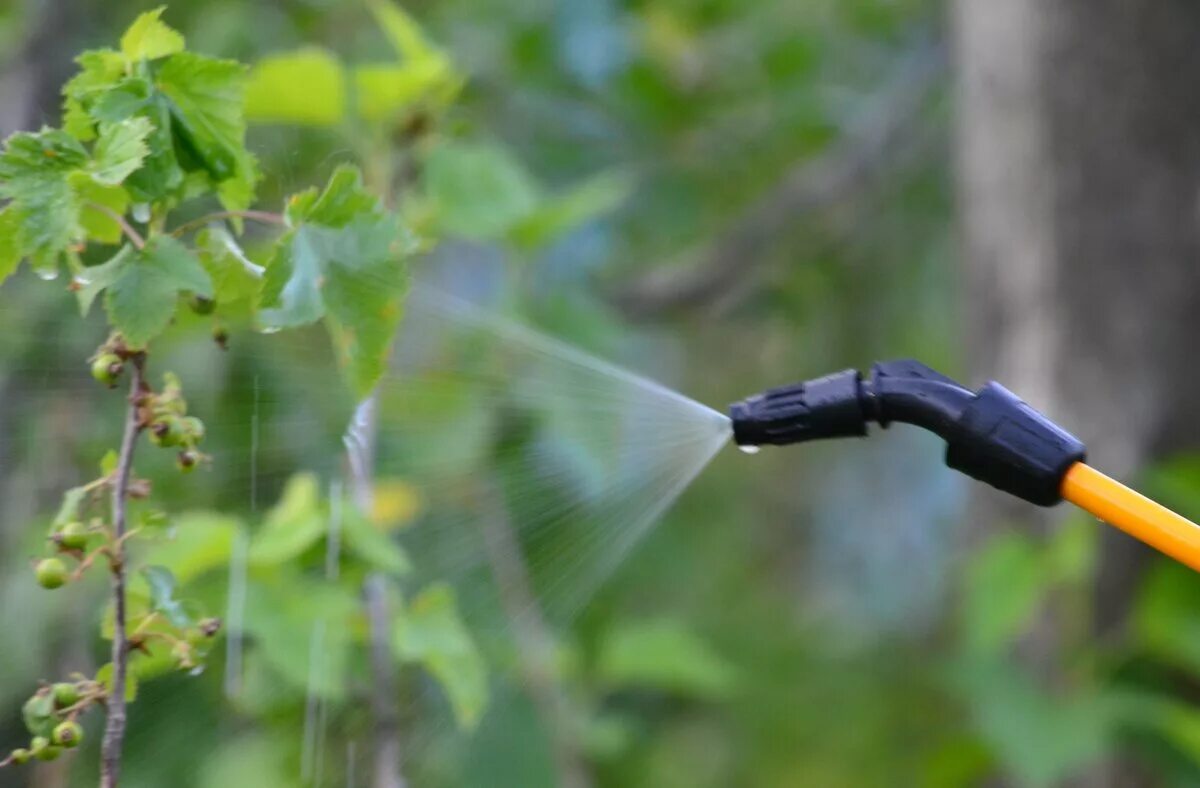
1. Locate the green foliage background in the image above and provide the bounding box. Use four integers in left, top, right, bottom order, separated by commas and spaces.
4, 1, 1200, 786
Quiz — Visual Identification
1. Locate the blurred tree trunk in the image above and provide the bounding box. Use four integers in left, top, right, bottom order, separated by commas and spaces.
955, 0, 1200, 782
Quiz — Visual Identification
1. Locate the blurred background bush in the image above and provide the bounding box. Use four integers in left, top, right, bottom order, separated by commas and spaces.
5, 0, 1200, 786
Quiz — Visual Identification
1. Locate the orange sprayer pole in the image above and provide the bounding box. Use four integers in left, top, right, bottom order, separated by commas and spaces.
1062, 462, 1200, 573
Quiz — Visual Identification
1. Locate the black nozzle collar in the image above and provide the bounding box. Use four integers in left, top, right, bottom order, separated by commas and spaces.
729, 359, 1086, 506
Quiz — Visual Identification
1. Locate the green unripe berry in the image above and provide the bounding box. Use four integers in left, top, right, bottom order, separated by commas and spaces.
35, 558, 68, 589
51, 721, 82, 748
149, 416, 183, 447
10, 748, 30, 765
52, 683, 80, 709
181, 416, 205, 444
189, 294, 216, 315
90, 354, 123, 388
30, 737, 60, 761
57, 522, 88, 551
176, 450, 198, 473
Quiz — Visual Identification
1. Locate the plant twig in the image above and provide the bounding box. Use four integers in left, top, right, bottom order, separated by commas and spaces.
345, 394, 407, 788
99, 356, 145, 788
477, 481, 591, 788
88, 203, 144, 251
364, 574, 405, 788
169, 210, 286, 238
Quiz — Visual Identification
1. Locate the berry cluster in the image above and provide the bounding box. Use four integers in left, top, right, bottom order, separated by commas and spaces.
2, 681, 95, 766
141, 370, 207, 473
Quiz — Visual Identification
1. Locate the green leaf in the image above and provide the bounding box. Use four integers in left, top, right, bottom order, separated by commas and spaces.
100, 586, 151, 641
96, 662, 138, 702
1134, 561, 1200, 673
261, 166, 408, 396
100, 450, 119, 475
287, 165, 380, 227
596, 619, 737, 700
959, 531, 1047, 657
249, 473, 325, 567
52, 485, 89, 529
61, 49, 127, 142
341, 505, 411, 575
353, 62, 460, 123
104, 235, 213, 347
957, 659, 1117, 788
142, 512, 240, 584
0, 128, 89, 180
141, 565, 193, 628
245, 48, 345, 127
72, 172, 131, 245
0, 207, 21, 285
195, 226, 262, 305
104, 85, 185, 203
76, 246, 133, 315
22, 692, 56, 737
367, 0, 445, 67
424, 143, 539, 240
509, 170, 632, 251
92, 117, 153, 185
120, 7, 185, 62
198, 735, 293, 788
243, 577, 356, 699
393, 583, 487, 728
157, 52, 247, 183
0, 128, 90, 270
218, 150, 260, 220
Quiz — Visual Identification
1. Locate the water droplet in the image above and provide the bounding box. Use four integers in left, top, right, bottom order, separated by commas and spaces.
259, 326, 281, 335
189, 664, 205, 677
34, 266, 59, 281
132, 203, 151, 223
738, 444, 761, 455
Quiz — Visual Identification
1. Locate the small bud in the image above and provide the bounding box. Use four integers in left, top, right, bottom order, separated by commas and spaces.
35, 558, 68, 589
127, 478, 152, 499
189, 295, 216, 315
52, 683, 80, 709
213, 327, 229, 350
199, 617, 221, 637
176, 450, 198, 473
150, 416, 183, 448
90, 354, 123, 389
171, 640, 195, 669
10, 748, 31, 765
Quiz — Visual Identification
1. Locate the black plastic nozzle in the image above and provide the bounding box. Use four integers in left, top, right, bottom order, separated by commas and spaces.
729, 359, 1086, 507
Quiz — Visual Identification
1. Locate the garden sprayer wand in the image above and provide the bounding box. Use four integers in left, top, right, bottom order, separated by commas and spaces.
730, 360, 1200, 573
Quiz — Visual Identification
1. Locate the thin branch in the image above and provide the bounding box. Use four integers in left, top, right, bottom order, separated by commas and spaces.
477, 481, 591, 788
88, 203, 144, 251
612, 39, 947, 317
100, 356, 145, 788
345, 395, 407, 788
364, 575, 405, 788
169, 210, 286, 238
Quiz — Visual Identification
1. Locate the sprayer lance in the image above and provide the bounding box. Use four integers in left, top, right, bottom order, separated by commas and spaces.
730, 359, 1200, 573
